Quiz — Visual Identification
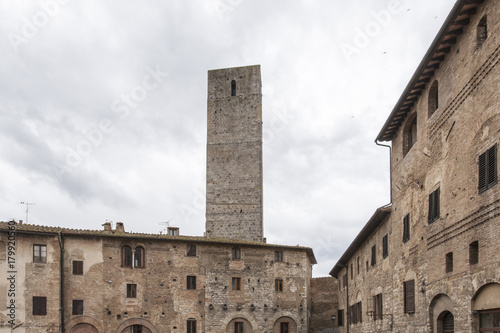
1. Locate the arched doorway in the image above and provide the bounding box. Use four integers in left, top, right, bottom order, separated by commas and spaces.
473, 283, 500, 332
70, 323, 99, 333
437, 311, 454, 333
120, 325, 152, 333
273, 316, 297, 333
226, 317, 253, 333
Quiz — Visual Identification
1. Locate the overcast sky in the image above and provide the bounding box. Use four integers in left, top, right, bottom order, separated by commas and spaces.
1, 0, 457, 276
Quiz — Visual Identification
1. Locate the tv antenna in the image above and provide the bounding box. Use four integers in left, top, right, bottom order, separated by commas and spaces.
19, 202, 36, 224
158, 218, 174, 233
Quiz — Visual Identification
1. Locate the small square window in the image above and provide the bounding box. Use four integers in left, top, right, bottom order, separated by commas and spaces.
187, 276, 196, 290
275, 251, 283, 262
72, 299, 83, 315
127, 284, 137, 298
33, 244, 47, 263
73, 261, 83, 275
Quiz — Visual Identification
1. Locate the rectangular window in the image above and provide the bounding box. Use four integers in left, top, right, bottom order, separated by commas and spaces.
33, 244, 47, 263
403, 214, 410, 243
342, 274, 347, 288
234, 321, 243, 333
275, 279, 283, 292
350, 302, 362, 324
479, 144, 497, 193
275, 251, 283, 262
33, 296, 47, 315
187, 244, 196, 257
428, 188, 440, 223
403, 280, 415, 314
350, 263, 353, 280
470, 241, 479, 265
357, 257, 360, 275
187, 276, 196, 290
187, 319, 196, 333
338, 309, 344, 327
72, 299, 84, 315
371, 245, 376, 266
232, 247, 241, 260
446, 252, 453, 273
127, 284, 137, 298
232, 277, 241, 291
73, 260, 83, 275
382, 235, 388, 259
373, 294, 383, 320
280, 322, 289, 333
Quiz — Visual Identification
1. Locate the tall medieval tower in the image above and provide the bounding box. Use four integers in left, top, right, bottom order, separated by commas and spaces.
205, 65, 264, 242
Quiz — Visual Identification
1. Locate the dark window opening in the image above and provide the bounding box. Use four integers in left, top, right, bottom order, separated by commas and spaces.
428, 80, 439, 117
470, 241, 479, 265
441, 311, 455, 333
234, 321, 243, 333
479, 144, 497, 193
33, 296, 47, 315
428, 187, 440, 224
477, 15, 487, 49
350, 263, 353, 280
280, 322, 289, 333
33, 244, 47, 263
403, 214, 411, 243
382, 235, 388, 259
72, 299, 83, 315
231, 80, 236, 96
445, 252, 453, 273
403, 279, 415, 314
373, 294, 383, 320
371, 245, 376, 267
338, 309, 344, 327
232, 247, 241, 260
187, 244, 196, 257
73, 260, 83, 275
122, 245, 132, 267
135, 246, 144, 268
350, 302, 363, 324
275, 250, 283, 262
403, 113, 418, 156
187, 276, 196, 290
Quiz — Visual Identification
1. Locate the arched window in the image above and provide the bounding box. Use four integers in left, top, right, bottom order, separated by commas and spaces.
428, 80, 439, 117
231, 80, 236, 96
403, 113, 417, 156
135, 246, 145, 268
438, 311, 454, 333
122, 245, 132, 267
477, 15, 487, 49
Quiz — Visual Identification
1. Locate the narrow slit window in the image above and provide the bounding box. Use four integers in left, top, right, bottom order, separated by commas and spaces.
477, 15, 487, 49
469, 241, 479, 265
231, 80, 236, 96
445, 252, 453, 273
428, 80, 439, 117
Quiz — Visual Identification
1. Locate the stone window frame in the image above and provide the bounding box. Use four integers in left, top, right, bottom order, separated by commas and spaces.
121, 245, 132, 267
275, 250, 283, 262
134, 246, 145, 268
33, 244, 47, 263
72, 299, 84, 315
187, 244, 197, 257
187, 318, 197, 333
275, 278, 284, 292
232, 277, 241, 291
232, 247, 241, 260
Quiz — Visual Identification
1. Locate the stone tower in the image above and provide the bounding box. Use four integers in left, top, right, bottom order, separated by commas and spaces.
205, 65, 264, 242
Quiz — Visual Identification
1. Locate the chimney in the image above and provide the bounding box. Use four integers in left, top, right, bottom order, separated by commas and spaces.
167, 227, 179, 236
103, 222, 112, 232
115, 222, 125, 233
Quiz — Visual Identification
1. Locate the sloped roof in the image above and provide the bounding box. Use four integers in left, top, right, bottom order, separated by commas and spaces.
0, 221, 316, 264
376, 0, 485, 142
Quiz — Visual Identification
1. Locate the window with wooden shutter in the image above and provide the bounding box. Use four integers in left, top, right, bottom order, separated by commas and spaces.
187, 319, 197, 333
428, 188, 440, 223
403, 280, 415, 314
73, 260, 83, 275
403, 214, 410, 243
446, 252, 453, 273
373, 294, 383, 320
187, 276, 196, 290
479, 144, 497, 193
72, 299, 83, 315
371, 245, 376, 266
33, 296, 47, 315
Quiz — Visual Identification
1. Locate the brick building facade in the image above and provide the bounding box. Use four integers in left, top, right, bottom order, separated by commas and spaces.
331, 0, 500, 332
0, 65, 319, 333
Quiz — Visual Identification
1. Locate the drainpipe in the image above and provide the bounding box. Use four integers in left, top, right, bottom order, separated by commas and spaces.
58, 232, 65, 333
375, 140, 393, 204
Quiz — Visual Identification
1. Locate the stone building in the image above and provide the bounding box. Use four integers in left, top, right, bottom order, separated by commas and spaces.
0, 65, 318, 333
330, 0, 500, 332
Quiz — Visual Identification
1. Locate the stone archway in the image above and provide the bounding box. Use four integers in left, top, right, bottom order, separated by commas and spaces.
226, 317, 253, 333
70, 323, 99, 333
429, 294, 454, 333
472, 283, 500, 332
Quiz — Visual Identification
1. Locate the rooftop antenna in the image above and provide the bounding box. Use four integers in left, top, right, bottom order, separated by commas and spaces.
19, 202, 36, 224
158, 218, 174, 234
